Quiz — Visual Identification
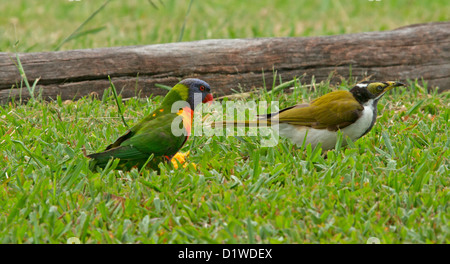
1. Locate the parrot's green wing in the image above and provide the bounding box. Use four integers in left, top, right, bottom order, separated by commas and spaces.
121, 114, 187, 156
104, 106, 169, 150
276, 91, 363, 130
88, 112, 188, 170
104, 129, 134, 150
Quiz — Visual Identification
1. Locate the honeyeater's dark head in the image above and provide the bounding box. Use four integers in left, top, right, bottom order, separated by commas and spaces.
350, 81, 405, 104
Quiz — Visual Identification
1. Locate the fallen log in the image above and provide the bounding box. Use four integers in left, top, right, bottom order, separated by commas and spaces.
0, 22, 449, 103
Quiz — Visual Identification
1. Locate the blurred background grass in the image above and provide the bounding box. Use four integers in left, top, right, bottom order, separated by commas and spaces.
1, 0, 449, 52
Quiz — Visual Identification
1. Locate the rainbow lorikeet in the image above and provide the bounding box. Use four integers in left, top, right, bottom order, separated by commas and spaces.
88, 78, 213, 171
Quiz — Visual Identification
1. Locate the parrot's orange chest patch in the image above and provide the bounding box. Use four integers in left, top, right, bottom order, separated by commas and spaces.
177, 106, 193, 138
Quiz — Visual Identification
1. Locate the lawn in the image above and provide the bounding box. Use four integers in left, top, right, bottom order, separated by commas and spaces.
0, 0, 449, 244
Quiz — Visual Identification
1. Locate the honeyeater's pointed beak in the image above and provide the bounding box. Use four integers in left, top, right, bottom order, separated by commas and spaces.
374, 81, 405, 100
384, 81, 405, 92
393, 81, 406, 87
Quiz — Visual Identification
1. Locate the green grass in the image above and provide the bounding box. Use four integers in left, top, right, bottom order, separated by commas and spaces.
1, 0, 449, 52
0, 0, 449, 244
0, 77, 449, 243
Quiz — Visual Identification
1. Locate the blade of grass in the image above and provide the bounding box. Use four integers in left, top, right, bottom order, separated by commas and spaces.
11, 140, 44, 168
406, 99, 425, 116
188, 136, 197, 152
12, 53, 41, 102
63, 27, 107, 43
147, 0, 159, 9
139, 154, 155, 174
54, 0, 111, 51
108, 75, 129, 128
247, 217, 255, 243
334, 130, 343, 152
382, 131, 395, 157
6, 194, 28, 225
178, 0, 194, 42
155, 83, 172, 91
267, 78, 299, 95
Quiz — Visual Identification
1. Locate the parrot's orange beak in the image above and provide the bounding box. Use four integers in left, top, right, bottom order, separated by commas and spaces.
203, 93, 213, 105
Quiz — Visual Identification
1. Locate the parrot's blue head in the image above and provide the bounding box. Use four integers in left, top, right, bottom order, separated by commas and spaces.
179, 78, 213, 109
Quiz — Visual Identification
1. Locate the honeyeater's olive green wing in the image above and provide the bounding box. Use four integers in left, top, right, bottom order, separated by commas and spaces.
275, 91, 363, 130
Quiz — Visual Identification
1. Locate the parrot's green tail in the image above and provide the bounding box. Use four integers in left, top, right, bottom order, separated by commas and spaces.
87, 153, 107, 171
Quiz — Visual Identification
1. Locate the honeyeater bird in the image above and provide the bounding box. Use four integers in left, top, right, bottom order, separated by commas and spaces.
88, 78, 213, 171
213, 81, 404, 151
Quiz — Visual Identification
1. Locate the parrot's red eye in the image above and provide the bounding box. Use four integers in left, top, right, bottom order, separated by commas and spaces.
199, 85, 205, 91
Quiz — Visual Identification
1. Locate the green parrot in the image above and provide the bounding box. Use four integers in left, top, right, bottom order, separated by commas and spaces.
88, 78, 213, 171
